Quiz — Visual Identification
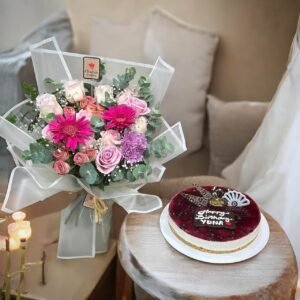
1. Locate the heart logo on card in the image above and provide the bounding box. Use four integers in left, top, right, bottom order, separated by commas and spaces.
88, 63, 95, 69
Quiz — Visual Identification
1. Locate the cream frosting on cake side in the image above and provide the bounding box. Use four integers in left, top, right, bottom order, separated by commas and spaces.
168, 215, 260, 253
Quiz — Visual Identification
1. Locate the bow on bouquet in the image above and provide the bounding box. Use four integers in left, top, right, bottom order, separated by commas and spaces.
0, 38, 186, 258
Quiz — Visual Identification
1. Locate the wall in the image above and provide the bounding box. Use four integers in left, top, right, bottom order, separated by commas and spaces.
68, 0, 300, 102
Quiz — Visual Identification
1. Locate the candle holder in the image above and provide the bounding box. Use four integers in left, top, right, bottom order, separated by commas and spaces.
0, 211, 38, 300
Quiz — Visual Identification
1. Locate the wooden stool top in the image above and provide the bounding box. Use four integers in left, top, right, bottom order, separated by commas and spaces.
118, 201, 298, 299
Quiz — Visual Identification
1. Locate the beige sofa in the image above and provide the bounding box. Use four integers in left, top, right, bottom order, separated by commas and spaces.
0, 1, 299, 299
68, 0, 299, 177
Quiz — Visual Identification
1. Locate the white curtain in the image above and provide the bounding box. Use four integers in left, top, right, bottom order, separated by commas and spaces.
223, 20, 300, 270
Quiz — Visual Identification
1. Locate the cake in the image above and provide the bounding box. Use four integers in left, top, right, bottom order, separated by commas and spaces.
168, 186, 261, 253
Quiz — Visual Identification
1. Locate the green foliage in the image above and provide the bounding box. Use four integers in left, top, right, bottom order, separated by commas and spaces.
111, 168, 125, 182
6, 113, 18, 124
100, 61, 106, 79
44, 78, 63, 93
146, 112, 162, 140
22, 142, 54, 164
79, 163, 99, 184
112, 67, 136, 94
22, 82, 38, 105
138, 76, 153, 104
91, 116, 105, 131
100, 92, 117, 108
125, 163, 152, 182
148, 136, 175, 158
84, 82, 93, 95
43, 113, 55, 123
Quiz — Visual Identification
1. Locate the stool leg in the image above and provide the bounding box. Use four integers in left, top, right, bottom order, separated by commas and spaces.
116, 257, 134, 300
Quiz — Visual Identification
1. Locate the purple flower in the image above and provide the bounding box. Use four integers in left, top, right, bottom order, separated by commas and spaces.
121, 131, 148, 163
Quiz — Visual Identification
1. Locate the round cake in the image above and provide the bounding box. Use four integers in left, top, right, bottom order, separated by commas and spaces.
168, 186, 261, 253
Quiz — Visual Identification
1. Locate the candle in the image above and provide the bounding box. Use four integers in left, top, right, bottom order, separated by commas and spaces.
9, 237, 20, 251
0, 235, 6, 251
8, 211, 32, 242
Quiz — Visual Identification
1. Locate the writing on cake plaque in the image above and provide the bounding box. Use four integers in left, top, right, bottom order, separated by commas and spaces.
194, 210, 236, 229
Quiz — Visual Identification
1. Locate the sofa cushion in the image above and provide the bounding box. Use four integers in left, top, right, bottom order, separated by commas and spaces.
207, 95, 269, 176
144, 8, 219, 154
90, 17, 147, 62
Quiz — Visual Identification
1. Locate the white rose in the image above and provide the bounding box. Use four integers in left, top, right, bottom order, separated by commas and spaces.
95, 85, 113, 103
64, 80, 85, 103
130, 116, 147, 134
36, 93, 63, 118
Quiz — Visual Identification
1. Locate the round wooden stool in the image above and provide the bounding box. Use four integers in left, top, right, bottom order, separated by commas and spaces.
118, 200, 298, 299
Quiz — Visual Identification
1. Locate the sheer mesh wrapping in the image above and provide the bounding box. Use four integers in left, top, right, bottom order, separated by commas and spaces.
0, 37, 186, 258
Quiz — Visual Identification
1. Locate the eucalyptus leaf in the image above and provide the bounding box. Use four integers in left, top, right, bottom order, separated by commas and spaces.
91, 116, 104, 128
79, 163, 99, 185
111, 168, 125, 182
126, 170, 136, 182
27, 142, 54, 164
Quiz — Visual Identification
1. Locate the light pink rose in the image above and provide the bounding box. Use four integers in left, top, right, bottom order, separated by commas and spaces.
73, 152, 89, 166
76, 109, 91, 120
36, 93, 63, 118
42, 125, 54, 140
64, 80, 85, 103
63, 106, 76, 115
117, 88, 135, 104
100, 130, 121, 146
120, 97, 150, 116
95, 145, 122, 174
53, 160, 70, 175
53, 149, 69, 161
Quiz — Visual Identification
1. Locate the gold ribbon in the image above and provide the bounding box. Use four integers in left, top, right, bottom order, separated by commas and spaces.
92, 197, 108, 224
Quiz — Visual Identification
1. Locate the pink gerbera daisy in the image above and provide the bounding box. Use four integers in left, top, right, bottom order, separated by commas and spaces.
102, 104, 136, 130
48, 114, 93, 151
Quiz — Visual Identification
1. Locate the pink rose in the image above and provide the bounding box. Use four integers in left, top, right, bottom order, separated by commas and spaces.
85, 149, 96, 161
80, 96, 96, 109
73, 152, 90, 166
86, 102, 105, 119
100, 130, 121, 146
53, 149, 69, 161
120, 97, 150, 116
64, 80, 85, 103
63, 106, 76, 116
96, 145, 122, 174
36, 93, 63, 118
117, 88, 135, 103
42, 125, 54, 140
54, 160, 70, 175
76, 109, 91, 120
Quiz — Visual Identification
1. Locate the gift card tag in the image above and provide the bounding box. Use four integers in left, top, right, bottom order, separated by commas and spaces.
83, 194, 95, 209
83, 57, 101, 81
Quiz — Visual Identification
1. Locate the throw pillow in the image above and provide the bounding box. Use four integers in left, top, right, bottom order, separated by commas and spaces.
144, 8, 219, 154
207, 95, 269, 175
90, 17, 147, 62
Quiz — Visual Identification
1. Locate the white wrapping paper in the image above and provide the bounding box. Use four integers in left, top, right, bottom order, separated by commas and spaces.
0, 37, 186, 258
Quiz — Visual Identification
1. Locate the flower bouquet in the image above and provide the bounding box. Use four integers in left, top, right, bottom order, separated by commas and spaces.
0, 37, 186, 258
